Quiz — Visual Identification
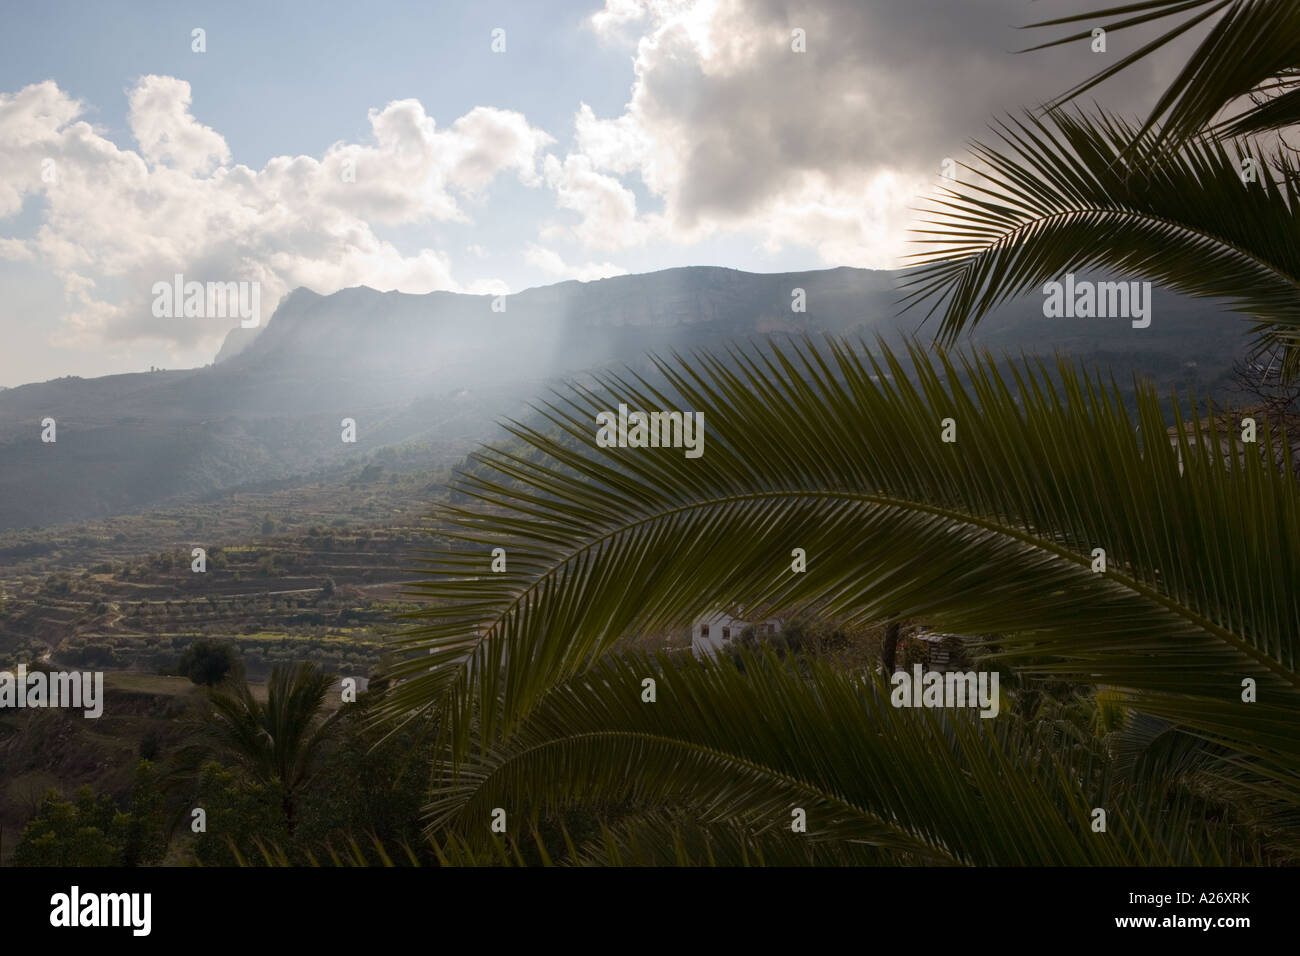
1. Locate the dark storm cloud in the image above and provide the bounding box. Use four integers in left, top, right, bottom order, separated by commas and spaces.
627, 0, 1196, 226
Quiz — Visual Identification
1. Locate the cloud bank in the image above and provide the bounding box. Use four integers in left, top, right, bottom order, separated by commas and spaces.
0, 0, 1170, 359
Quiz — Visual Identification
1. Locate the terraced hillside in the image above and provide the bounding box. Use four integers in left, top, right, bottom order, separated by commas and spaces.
0, 451, 450, 678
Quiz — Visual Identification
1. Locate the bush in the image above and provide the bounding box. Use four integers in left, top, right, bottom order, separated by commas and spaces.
12, 787, 121, 866
138, 729, 163, 761
13, 764, 167, 867
177, 639, 243, 687
190, 763, 290, 867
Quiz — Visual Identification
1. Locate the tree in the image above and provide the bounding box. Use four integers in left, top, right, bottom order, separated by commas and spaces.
900, 108, 1300, 366
1231, 345, 1300, 419
189, 761, 289, 867
374, 339, 1298, 864
181, 663, 337, 835
177, 639, 242, 687
13, 763, 169, 867
120, 760, 169, 866
880, 620, 902, 674
422, 649, 1267, 864
1023, 0, 1300, 150
13, 787, 121, 867
363, 3, 1300, 866
293, 689, 437, 855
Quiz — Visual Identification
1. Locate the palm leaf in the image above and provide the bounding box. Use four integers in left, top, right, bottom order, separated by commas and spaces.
1023, 0, 1300, 147
376, 338, 1299, 792
1108, 710, 1300, 859
899, 109, 1300, 349
177, 663, 336, 795
426, 650, 1261, 865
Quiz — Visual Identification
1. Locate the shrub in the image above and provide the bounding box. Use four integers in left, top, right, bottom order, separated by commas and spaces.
177, 639, 243, 687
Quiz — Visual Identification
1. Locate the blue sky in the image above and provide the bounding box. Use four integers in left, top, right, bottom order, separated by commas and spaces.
2, 2, 629, 164
0, 0, 1171, 385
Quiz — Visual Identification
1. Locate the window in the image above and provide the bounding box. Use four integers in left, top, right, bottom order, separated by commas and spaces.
722, 627, 731, 641
700, 624, 710, 638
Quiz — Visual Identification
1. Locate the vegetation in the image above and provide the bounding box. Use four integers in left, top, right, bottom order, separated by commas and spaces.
368, 339, 1298, 864
175, 639, 242, 687
352, 2, 1299, 865
13, 762, 168, 867
177, 664, 337, 836
906, 0, 1300, 368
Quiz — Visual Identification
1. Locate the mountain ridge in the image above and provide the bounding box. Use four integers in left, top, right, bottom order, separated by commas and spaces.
0, 265, 1248, 532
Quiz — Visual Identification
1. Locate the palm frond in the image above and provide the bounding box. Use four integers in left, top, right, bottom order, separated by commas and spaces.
178, 663, 336, 794
1109, 710, 1300, 859
900, 109, 1300, 348
1023, 0, 1300, 148
427, 650, 1260, 865
375, 338, 1300, 789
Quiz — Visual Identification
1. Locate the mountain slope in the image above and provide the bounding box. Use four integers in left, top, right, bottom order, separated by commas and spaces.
0, 266, 1248, 532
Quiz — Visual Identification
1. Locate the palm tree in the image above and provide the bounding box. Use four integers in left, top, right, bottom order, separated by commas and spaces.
185, 663, 337, 834
373, 339, 1298, 862
362, 4, 1300, 865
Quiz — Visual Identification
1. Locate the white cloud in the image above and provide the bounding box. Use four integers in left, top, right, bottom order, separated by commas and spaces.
463, 275, 511, 295
588, 0, 648, 38
569, 0, 1163, 269
444, 106, 553, 191
127, 74, 230, 175
525, 243, 627, 282
0, 237, 33, 261
0, 78, 553, 351
540, 151, 655, 250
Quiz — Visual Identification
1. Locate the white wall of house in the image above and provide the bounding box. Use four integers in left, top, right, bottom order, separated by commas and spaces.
691, 613, 782, 658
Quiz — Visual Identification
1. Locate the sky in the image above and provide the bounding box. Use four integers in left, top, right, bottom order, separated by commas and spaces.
0, 0, 1190, 386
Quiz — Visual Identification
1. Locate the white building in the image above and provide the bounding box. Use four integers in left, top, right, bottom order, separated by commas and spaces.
691, 612, 782, 658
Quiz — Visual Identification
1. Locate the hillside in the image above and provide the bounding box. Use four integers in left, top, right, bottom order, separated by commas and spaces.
0, 266, 1250, 532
